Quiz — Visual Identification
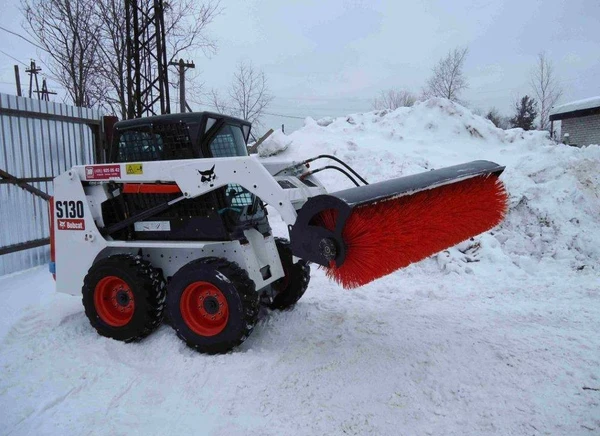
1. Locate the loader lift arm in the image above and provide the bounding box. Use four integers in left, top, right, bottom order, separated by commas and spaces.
74, 157, 505, 271
73, 156, 323, 231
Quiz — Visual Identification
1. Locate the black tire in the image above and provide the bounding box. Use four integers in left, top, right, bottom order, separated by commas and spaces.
268, 238, 311, 310
166, 257, 259, 354
82, 254, 166, 342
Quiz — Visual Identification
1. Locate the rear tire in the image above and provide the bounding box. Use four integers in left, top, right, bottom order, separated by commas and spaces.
82, 254, 166, 342
268, 238, 311, 310
166, 257, 259, 354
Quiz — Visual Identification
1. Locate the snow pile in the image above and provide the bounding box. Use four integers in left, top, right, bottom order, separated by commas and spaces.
256, 129, 291, 157
1, 98, 598, 435
265, 98, 600, 274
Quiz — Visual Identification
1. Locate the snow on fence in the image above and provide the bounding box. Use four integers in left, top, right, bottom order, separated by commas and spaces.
0, 93, 103, 276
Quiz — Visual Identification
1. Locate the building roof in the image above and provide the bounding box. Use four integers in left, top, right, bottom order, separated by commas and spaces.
549, 96, 600, 121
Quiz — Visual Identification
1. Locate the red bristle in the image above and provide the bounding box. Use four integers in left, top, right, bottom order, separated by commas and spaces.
318, 175, 508, 289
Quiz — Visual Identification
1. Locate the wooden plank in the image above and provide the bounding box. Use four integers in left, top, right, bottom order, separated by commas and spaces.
248, 129, 274, 154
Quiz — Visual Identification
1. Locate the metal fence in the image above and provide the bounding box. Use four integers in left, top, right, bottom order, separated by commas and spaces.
0, 93, 103, 276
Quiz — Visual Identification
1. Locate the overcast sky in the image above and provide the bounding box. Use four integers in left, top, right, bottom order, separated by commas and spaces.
1, 0, 598, 133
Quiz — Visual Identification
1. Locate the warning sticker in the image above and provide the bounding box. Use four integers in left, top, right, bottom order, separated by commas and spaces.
57, 218, 85, 231
85, 165, 121, 180
126, 163, 143, 175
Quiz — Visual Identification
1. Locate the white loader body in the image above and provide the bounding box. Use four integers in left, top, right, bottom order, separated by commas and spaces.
52, 156, 326, 296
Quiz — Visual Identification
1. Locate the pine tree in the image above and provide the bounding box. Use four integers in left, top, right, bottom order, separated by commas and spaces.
510, 96, 538, 130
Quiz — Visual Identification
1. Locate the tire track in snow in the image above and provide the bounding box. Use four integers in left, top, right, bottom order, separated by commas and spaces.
2, 309, 51, 345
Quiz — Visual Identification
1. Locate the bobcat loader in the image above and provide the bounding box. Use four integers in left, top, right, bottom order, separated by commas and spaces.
50, 112, 506, 353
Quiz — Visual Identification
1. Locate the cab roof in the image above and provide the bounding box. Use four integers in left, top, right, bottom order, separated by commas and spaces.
114, 112, 251, 131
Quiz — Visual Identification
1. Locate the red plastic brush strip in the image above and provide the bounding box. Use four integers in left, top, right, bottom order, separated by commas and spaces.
317, 174, 508, 289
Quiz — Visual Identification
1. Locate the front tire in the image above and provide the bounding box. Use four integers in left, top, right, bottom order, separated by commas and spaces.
268, 238, 311, 310
166, 257, 259, 354
82, 254, 166, 342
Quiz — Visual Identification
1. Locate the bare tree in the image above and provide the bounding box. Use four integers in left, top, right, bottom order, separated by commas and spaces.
94, 0, 221, 118
94, 0, 127, 116
530, 52, 562, 131
423, 47, 469, 102
21, 0, 102, 107
209, 89, 229, 115
21, 0, 220, 114
372, 89, 416, 110
163, 0, 220, 62
211, 61, 274, 126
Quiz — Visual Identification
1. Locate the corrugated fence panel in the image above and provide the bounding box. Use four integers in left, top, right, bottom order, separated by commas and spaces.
0, 93, 102, 276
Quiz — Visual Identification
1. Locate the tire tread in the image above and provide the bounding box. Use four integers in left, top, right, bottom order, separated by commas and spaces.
82, 254, 165, 342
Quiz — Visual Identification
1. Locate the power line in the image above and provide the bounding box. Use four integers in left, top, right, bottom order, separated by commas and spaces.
273, 95, 372, 103
204, 102, 308, 120
0, 50, 28, 67
268, 103, 368, 113
0, 26, 48, 52
263, 110, 306, 120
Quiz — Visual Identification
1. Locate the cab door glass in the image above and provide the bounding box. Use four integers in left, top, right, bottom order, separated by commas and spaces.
209, 124, 248, 157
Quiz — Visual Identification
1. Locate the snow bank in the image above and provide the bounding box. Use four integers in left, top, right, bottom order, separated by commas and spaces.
256, 129, 291, 157
1, 98, 598, 435
265, 98, 600, 273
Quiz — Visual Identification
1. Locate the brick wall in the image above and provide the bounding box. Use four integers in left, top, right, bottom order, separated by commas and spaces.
561, 114, 600, 146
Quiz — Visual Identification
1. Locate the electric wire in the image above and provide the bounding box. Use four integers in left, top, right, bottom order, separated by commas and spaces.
0, 50, 28, 67
207, 102, 307, 120
0, 26, 48, 52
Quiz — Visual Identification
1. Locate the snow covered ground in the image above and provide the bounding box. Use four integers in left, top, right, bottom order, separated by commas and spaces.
1, 99, 599, 435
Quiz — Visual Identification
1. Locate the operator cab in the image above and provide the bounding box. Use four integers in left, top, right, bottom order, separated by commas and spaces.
103, 112, 270, 242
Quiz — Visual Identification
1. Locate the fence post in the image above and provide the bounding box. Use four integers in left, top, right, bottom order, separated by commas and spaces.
97, 116, 119, 163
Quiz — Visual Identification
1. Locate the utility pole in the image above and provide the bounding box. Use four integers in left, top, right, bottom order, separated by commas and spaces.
35, 78, 57, 101
25, 60, 41, 99
169, 58, 195, 113
14, 65, 22, 97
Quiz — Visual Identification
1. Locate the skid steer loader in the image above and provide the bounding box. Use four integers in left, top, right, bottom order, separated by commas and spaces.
50, 112, 507, 353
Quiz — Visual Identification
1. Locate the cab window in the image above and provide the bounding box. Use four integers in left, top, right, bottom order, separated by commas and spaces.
208, 125, 248, 157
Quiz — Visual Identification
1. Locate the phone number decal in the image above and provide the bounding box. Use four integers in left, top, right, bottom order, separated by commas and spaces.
85, 165, 121, 180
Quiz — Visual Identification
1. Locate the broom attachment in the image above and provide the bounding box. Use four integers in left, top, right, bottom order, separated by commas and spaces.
290, 161, 508, 289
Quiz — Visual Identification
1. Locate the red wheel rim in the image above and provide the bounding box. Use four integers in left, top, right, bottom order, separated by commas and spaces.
180, 281, 229, 337
94, 276, 135, 327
